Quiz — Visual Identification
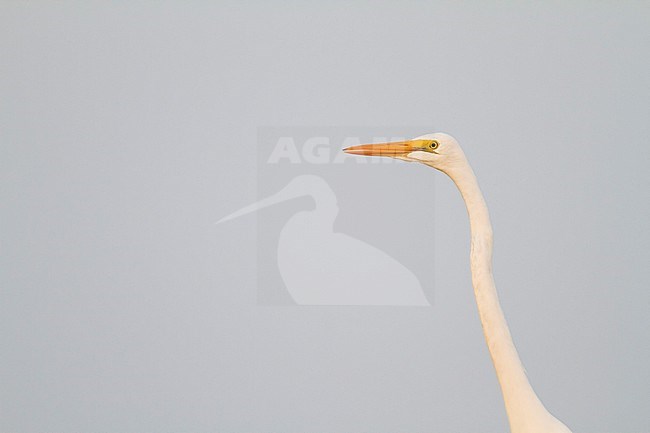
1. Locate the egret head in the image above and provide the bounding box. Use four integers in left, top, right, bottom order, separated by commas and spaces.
343, 132, 466, 173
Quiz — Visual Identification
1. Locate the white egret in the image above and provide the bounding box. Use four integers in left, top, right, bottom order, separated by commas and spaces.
344, 133, 572, 433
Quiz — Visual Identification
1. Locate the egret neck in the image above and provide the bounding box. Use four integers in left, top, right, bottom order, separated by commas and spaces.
441, 157, 568, 433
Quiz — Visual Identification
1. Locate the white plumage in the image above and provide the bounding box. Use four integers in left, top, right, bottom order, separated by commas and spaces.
345, 133, 572, 433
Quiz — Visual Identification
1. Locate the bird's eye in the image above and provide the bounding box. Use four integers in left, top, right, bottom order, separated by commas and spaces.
430, 140, 439, 150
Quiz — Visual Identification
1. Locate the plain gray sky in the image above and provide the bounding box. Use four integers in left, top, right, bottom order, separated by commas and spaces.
1, 1, 649, 432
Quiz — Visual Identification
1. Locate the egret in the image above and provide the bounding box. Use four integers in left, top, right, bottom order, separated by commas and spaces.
344, 133, 572, 433
218, 174, 429, 306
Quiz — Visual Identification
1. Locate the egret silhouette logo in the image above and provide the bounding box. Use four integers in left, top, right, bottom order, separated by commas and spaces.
218, 127, 436, 306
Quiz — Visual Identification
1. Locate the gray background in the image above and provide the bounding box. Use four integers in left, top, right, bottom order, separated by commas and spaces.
1, 1, 649, 432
